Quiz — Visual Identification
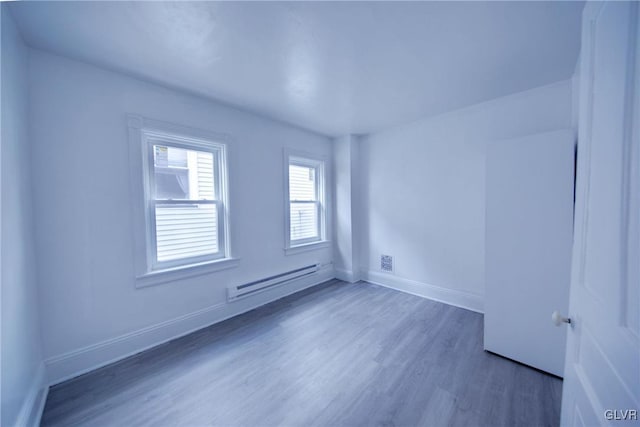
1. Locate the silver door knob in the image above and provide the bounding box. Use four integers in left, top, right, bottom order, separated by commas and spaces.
552, 310, 571, 326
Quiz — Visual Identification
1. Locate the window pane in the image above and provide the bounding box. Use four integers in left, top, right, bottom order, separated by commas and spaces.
289, 164, 316, 201
153, 145, 215, 200
155, 203, 218, 262
290, 202, 318, 241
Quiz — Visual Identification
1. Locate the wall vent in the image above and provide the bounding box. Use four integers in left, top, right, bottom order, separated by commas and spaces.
381, 255, 393, 272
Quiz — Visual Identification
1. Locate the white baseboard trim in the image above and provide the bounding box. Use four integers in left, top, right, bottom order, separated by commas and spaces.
45, 268, 336, 386
334, 268, 359, 283
363, 271, 484, 313
15, 363, 49, 427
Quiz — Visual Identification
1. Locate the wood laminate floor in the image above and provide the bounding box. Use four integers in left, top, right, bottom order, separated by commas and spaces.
42, 280, 562, 427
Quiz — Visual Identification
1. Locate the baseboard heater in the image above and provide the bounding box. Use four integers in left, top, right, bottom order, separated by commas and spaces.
227, 264, 320, 301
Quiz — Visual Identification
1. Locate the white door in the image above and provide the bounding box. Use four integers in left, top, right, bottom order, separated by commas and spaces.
484, 129, 575, 377
560, 2, 640, 425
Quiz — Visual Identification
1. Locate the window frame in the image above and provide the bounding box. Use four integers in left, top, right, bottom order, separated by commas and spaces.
284, 149, 330, 253
144, 133, 226, 270
128, 115, 237, 287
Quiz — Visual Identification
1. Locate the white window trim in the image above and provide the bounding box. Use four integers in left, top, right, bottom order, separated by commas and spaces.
128, 115, 238, 287
143, 133, 226, 271
283, 148, 331, 255
284, 240, 331, 256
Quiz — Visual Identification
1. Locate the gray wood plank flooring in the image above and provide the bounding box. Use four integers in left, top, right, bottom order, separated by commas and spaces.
41, 280, 562, 427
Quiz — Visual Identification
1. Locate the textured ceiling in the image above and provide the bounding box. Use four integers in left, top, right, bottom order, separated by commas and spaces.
10, 1, 584, 136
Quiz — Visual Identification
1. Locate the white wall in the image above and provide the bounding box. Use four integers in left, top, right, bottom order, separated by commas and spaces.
1, 7, 46, 426
359, 80, 573, 312
28, 50, 333, 384
333, 135, 361, 283
571, 59, 581, 138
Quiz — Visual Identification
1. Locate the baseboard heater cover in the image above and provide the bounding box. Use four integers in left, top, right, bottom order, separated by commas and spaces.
227, 264, 319, 301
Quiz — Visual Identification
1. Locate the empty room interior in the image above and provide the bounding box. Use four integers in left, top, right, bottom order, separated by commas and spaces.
1, 1, 638, 426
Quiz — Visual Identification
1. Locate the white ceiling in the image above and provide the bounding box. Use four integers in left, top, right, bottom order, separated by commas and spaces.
9, 1, 584, 137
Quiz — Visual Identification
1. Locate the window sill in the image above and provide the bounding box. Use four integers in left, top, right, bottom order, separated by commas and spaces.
135, 257, 240, 288
284, 240, 331, 256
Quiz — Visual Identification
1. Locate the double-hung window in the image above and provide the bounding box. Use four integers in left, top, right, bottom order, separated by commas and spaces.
141, 130, 229, 271
285, 152, 327, 251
